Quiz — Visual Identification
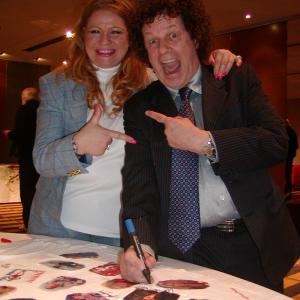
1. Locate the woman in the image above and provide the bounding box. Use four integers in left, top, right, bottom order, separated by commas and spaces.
28, 0, 241, 246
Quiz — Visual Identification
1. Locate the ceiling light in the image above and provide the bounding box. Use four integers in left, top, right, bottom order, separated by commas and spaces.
62, 60, 68, 65
271, 24, 279, 32
245, 13, 252, 19
65, 30, 75, 39
0, 52, 9, 57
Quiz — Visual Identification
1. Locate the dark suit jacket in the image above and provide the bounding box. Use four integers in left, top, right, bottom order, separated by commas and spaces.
10, 99, 39, 163
121, 64, 300, 284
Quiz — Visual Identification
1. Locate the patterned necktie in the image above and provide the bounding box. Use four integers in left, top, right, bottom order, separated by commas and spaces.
168, 86, 201, 253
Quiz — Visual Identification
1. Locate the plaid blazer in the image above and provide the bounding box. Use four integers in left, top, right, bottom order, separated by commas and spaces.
28, 72, 92, 237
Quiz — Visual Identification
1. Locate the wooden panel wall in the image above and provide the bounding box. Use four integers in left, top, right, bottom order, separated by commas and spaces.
214, 22, 287, 191
0, 61, 8, 163
287, 19, 300, 165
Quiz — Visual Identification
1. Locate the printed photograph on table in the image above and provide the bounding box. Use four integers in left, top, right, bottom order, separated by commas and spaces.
9, 298, 36, 300
0, 285, 16, 296
90, 262, 120, 276
60, 252, 99, 259
65, 292, 109, 300
0, 269, 44, 283
123, 288, 179, 300
40, 260, 85, 270
41, 276, 86, 290
102, 278, 136, 289
157, 279, 209, 289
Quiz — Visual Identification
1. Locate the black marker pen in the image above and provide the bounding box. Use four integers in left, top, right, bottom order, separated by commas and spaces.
124, 218, 151, 284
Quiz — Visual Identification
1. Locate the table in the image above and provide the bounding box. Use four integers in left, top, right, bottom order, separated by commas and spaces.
0, 232, 291, 300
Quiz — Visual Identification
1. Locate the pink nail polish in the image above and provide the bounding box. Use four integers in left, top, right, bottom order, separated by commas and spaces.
129, 139, 137, 144
94, 103, 99, 112
1, 238, 12, 243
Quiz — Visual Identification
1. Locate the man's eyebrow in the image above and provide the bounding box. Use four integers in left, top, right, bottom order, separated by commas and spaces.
143, 24, 177, 35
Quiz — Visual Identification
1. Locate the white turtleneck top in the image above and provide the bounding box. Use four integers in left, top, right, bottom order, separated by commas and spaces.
61, 64, 124, 237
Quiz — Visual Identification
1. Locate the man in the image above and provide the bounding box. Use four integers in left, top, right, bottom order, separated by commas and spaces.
120, 0, 300, 292
10, 87, 40, 228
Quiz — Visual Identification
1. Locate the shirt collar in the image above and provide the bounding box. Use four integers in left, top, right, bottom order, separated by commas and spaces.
165, 65, 202, 100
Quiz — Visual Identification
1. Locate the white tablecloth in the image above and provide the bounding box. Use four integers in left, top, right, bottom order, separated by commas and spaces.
0, 232, 291, 300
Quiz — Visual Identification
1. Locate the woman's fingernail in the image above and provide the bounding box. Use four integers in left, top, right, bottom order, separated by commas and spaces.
1, 238, 12, 243
94, 103, 99, 112
128, 139, 137, 144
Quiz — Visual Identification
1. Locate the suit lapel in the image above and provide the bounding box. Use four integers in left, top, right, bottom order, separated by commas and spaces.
202, 65, 228, 130
147, 82, 175, 214
150, 81, 178, 117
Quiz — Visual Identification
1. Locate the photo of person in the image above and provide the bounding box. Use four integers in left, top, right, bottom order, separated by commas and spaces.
42, 276, 86, 290
65, 292, 109, 300
0, 269, 44, 283
40, 260, 85, 270
9, 298, 36, 300
61, 252, 99, 259
0, 285, 16, 296
102, 278, 135, 289
123, 288, 179, 300
90, 262, 120, 276
123, 289, 158, 300
154, 291, 179, 300
157, 280, 209, 289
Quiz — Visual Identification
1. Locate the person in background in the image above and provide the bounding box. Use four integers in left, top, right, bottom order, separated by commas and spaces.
9, 87, 40, 228
120, 0, 300, 292
28, 0, 242, 246
285, 118, 299, 196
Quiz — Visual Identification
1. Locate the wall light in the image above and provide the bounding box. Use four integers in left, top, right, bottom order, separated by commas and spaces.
34, 57, 47, 62
65, 30, 75, 39
245, 13, 252, 19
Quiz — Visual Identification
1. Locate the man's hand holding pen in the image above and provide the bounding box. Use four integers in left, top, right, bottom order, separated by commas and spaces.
120, 248, 156, 283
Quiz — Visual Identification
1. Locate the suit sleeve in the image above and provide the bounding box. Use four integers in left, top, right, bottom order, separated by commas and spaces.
121, 95, 160, 254
210, 64, 288, 176
33, 73, 92, 178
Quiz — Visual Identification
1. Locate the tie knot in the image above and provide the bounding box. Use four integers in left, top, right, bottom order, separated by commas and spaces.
179, 86, 192, 100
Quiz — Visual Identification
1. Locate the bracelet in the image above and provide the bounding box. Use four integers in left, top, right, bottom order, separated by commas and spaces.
72, 139, 82, 158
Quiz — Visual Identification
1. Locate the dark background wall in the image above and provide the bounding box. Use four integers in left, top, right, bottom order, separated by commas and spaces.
214, 22, 287, 191
0, 61, 50, 163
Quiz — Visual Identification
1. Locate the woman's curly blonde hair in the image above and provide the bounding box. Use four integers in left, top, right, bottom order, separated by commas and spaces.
63, 0, 150, 116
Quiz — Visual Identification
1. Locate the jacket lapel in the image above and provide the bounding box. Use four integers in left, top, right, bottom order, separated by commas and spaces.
146, 82, 175, 209
202, 65, 228, 130
149, 81, 178, 117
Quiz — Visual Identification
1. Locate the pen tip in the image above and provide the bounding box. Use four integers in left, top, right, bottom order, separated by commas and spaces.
143, 269, 152, 284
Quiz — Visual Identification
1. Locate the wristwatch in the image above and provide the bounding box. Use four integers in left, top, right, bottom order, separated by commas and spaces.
205, 136, 216, 161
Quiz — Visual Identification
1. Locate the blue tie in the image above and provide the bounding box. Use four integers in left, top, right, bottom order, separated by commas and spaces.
168, 87, 201, 253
